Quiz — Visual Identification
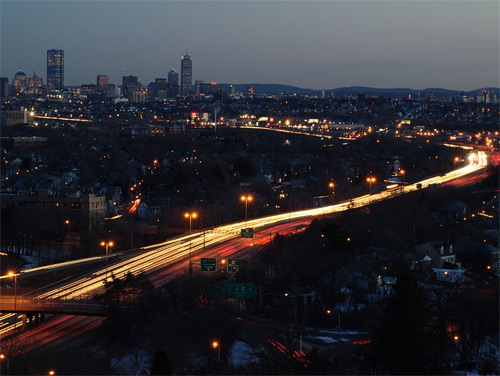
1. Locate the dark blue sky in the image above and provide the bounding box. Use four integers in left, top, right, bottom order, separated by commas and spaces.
1, 1, 498, 90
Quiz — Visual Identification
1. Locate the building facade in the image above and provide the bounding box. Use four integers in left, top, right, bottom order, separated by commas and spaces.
96, 75, 109, 93
28, 73, 43, 95
180, 53, 192, 96
168, 68, 179, 86
0, 77, 9, 98
47, 48, 64, 91
0, 192, 106, 232
12, 69, 27, 94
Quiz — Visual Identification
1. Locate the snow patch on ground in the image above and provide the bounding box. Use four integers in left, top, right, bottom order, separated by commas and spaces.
228, 340, 260, 368
312, 336, 339, 344
110, 349, 150, 375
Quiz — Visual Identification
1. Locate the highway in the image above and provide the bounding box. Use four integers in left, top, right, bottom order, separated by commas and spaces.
0, 151, 488, 340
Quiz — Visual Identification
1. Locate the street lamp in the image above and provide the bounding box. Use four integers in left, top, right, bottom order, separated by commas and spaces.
366, 177, 376, 195
7, 272, 18, 330
240, 195, 253, 226
212, 341, 221, 363
400, 169, 405, 183
184, 212, 197, 262
328, 181, 335, 195
100, 241, 114, 283
0, 353, 9, 376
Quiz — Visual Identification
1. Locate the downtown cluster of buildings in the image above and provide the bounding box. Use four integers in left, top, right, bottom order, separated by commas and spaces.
0, 47, 254, 103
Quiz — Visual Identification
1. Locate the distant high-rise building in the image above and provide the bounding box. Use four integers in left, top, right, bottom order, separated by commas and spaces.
28, 73, 43, 88
168, 68, 179, 86
0, 77, 9, 98
180, 51, 192, 96
147, 78, 167, 98
47, 48, 64, 90
195, 80, 204, 95
229, 85, 236, 96
107, 84, 120, 98
122, 75, 139, 88
122, 75, 140, 97
12, 69, 28, 94
247, 84, 255, 99
97, 75, 109, 93
28, 73, 43, 95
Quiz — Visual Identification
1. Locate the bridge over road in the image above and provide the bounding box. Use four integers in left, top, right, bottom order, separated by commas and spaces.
0, 294, 120, 331
0, 296, 109, 316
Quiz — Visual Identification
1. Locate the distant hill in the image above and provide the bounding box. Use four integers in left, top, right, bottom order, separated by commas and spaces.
221, 83, 499, 97
221, 83, 317, 95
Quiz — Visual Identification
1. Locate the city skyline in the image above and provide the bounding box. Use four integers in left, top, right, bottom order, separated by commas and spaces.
1, 1, 499, 91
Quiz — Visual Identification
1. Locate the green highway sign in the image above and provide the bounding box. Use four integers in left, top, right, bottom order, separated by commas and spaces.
230, 283, 254, 299
227, 259, 247, 273
207, 283, 254, 299
201, 258, 217, 271
241, 228, 254, 238
207, 284, 230, 299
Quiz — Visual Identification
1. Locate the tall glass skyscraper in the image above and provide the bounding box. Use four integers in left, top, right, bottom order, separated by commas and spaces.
47, 48, 64, 91
168, 68, 179, 86
180, 53, 192, 96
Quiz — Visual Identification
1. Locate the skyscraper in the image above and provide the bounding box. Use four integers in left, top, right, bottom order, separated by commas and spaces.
47, 48, 64, 91
97, 75, 109, 93
0, 77, 9, 98
168, 68, 179, 86
180, 51, 192, 96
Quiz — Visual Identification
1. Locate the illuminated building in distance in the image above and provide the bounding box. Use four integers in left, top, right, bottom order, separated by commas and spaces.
97, 75, 109, 93
47, 48, 64, 90
168, 68, 179, 86
12, 69, 27, 94
180, 49, 192, 96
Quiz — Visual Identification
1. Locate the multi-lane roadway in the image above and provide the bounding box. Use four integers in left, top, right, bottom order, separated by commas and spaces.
0, 151, 489, 343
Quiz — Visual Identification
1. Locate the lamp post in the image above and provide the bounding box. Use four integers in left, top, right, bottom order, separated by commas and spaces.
7, 272, 18, 330
100, 241, 114, 283
366, 177, 376, 195
328, 181, 335, 195
212, 341, 221, 363
400, 169, 405, 183
0, 353, 9, 376
184, 212, 197, 262
240, 195, 253, 227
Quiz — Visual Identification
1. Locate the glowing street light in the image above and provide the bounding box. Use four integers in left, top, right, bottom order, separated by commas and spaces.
0, 353, 8, 375
100, 241, 114, 282
400, 169, 405, 183
184, 212, 198, 263
328, 181, 335, 195
366, 177, 376, 195
212, 341, 221, 363
7, 271, 18, 329
240, 195, 253, 225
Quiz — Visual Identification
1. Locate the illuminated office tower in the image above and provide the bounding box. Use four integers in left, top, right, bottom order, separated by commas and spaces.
180, 50, 192, 96
47, 48, 64, 90
168, 68, 179, 85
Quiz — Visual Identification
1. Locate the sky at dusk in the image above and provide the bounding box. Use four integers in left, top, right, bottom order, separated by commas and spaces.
1, 0, 499, 91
